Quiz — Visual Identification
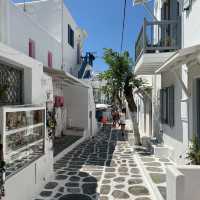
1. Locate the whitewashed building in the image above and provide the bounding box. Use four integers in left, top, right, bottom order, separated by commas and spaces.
90, 74, 109, 104
133, 0, 200, 165
0, 0, 96, 200
1, 0, 86, 74
0, 0, 97, 138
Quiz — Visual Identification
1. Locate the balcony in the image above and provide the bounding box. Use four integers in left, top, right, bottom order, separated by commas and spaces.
134, 18, 181, 75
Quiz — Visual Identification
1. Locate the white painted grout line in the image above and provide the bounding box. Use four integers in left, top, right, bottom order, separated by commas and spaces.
134, 153, 164, 200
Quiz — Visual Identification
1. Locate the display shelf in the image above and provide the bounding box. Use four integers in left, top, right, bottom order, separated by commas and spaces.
6, 139, 44, 158
5, 123, 44, 136
0, 105, 46, 179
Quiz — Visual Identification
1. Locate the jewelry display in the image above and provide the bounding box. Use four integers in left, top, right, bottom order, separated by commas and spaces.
0, 106, 46, 180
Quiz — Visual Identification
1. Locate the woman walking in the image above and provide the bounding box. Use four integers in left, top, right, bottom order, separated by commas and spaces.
120, 108, 126, 137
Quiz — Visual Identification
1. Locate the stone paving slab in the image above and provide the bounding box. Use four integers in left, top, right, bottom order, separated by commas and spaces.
136, 147, 175, 200
34, 125, 153, 200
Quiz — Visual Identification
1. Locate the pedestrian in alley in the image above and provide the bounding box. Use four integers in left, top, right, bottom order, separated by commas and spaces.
120, 108, 126, 137
116, 109, 120, 127
101, 114, 108, 132
112, 109, 117, 127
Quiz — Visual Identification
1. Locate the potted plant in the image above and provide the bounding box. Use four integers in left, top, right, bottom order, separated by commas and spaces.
187, 135, 200, 165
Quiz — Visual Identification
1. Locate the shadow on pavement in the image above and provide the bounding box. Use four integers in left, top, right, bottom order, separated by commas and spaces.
36, 124, 121, 200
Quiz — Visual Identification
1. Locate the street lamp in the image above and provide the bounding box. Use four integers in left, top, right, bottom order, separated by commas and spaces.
132, 0, 158, 21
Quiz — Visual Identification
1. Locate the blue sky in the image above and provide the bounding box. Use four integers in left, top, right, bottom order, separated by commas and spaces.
13, 0, 153, 72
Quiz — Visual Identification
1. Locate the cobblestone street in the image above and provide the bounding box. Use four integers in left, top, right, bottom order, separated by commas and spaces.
35, 125, 153, 200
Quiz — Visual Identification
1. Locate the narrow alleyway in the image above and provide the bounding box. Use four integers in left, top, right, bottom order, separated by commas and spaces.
35, 125, 153, 200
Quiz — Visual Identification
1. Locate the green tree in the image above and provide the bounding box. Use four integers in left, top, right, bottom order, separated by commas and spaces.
99, 48, 151, 145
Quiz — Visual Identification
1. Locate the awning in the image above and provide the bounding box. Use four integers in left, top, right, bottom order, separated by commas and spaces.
134, 52, 173, 75
96, 104, 111, 110
156, 44, 200, 73
43, 66, 90, 88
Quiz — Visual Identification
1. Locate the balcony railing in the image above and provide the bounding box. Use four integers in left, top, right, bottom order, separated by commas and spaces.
135, 18, 181, 62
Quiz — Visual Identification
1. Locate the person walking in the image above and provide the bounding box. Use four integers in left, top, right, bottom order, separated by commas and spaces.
120, 108, 126, 137
101, 115, 108, 132
111, 109, 116, 127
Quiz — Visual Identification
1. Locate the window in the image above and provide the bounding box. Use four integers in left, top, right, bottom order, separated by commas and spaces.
48, 51, 53, 68
29, 39, 35, 58
68, 25, 74, 48
77, 42, 81, 64
160, 85, 174, 127
0, 63, 23, 105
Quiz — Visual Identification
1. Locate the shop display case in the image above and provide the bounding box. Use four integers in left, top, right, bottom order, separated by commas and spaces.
0, 105, 46, 178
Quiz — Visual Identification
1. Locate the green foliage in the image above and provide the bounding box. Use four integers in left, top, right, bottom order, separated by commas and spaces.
187, 135, 200, 165
99, 49, 131, 104
99, 48, 151, 108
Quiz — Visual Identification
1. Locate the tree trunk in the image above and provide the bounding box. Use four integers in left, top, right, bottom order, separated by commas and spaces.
124, 76, 141, 145
116, 93, 123, 109
131, 112, 141, 146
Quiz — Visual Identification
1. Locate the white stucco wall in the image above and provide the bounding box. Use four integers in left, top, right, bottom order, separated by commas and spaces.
161, 68, 190, 164
152, 74, 161, 138
167, 165, 200, 200
0, 42, 54, 200
135, 94, 152, 138
183, 0, 200, 48
0, 0, 85, 73
63, 84, 97, 138
151, 0, 200, 164
0, 42, 45, 104
134, 75, 153, 138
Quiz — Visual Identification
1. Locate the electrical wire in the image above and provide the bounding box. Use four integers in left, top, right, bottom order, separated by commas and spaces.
120, 0, 127, 52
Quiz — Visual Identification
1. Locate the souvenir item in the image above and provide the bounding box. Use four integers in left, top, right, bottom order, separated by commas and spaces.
1, 106, 46, 179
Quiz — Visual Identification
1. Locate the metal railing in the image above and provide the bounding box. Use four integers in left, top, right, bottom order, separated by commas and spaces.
135, 18, 181, 62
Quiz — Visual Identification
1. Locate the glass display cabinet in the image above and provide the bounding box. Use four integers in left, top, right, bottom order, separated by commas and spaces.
0, 105, 46, 178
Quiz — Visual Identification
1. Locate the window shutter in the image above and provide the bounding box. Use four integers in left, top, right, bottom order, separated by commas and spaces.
68, 25, 74, 48
32, 41, 35, 59
48, 51, 53, 68
29, 39, 35, 58
160, 89, 164, 123
68, 25, 70, 45
160, 86, 174, 127
70, 28, 74, 48
169, 86, 174, 127
163, 88, 168, 124
29, 40, 32, 57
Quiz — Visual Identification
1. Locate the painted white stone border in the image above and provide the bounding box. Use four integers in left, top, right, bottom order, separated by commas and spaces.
54, 136, 87, 163
134, 154, 163, 200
